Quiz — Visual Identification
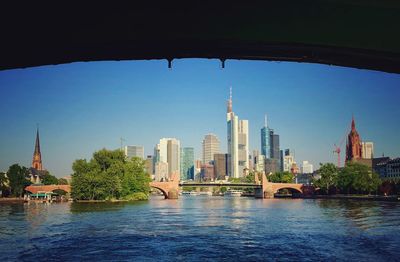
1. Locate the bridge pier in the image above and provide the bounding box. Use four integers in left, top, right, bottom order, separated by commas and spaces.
167, 189, 179, 199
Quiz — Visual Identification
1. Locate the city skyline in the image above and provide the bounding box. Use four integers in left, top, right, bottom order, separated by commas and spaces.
1, 59, 400, 177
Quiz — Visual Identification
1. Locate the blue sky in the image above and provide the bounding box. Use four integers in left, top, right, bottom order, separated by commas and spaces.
0, 59, 399, 177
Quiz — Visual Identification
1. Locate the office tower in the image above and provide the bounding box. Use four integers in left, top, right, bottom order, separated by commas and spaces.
238, 120, 249, 177
214, 153, 228, 180
155, 138, 181, 178
226, 87, 248, 178
283, 149, 295, 172
255, 154, 266, 173
202, 134, 220, 164
362, 142, 374, 159
261, 114, 271, 158
181, 147, 194, 181
124, 145, 144, 159
301, 161, 314, 174
200, 164, 215, 181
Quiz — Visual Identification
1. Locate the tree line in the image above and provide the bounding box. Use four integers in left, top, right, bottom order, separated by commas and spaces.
71, 149, 151, 201
0, 164, 67, 197
313, 162, 382, 195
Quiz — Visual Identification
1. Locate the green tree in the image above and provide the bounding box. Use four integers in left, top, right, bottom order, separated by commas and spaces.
0, 172, 10, 197
7, 164, 31, 197
41, 172, 59, 185
58, 178, 69, 185
338, 162, 381, 194
268, 171, 294, 183
71, 149, 151, 201
313, 163, 338, 194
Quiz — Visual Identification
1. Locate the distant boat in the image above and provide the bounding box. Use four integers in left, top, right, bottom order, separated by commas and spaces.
199, 191, 212, 196
182, 191, 199, 196
224, 189, 243, 197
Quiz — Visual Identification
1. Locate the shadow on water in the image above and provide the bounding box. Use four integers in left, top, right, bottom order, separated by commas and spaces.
315, 199, 400, 230
70, 201, 148, 214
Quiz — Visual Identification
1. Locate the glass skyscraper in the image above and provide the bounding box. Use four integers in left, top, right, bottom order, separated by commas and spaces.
180, 147, 194, 181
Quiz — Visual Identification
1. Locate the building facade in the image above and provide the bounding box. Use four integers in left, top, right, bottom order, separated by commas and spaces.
214, 153, 228, 180
124, 145, 144, 159
346, 116, 362, 162
261, 115, 271, 158
226, 87, 248, 178
155, 161, 168, 181
202, 134, 220, 164
200, 164, 215, 181
301, 161, 314, 174
361, 142, 374, 159
283, 149, 295, 172
155, 138, 180, 179
180, 147, 194, 181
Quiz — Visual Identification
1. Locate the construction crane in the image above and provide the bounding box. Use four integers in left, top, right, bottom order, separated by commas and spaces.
333, 132, 347, 167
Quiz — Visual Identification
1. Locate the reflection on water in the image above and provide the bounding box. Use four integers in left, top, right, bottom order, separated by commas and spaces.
0, 197, 399, 261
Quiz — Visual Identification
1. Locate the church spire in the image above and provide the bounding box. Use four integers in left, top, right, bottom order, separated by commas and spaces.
32, 127, 43, 170
351, 114, 356, 131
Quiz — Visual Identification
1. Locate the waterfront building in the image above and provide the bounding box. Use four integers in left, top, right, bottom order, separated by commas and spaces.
155, 138, 181, 178
214, 153, 228, 180
386, 158, 400, 179
180, 147, 194, 181
265, 158, 280, 174
373, 157, 391, 178
124, 145, 144, 159
202, 134, 220, 164
362, 142, 374, 159
200, 164, 215, 181
226, 87, 249, 178
301, 161, 314, 174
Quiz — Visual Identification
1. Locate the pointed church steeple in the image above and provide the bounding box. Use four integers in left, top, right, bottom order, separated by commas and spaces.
32, 128, 43, 170
346, 115, 362, 162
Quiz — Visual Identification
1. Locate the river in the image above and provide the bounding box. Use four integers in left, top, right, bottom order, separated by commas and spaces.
1, 197, 399, 261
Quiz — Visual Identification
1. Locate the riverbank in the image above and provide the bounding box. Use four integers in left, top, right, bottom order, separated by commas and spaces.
299, 194, 400, 202
0, 197, 25, 203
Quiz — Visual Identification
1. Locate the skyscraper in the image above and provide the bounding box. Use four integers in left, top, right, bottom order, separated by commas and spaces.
123, 145, 144, 159
226, 87, 248, 178
283, 149, 295, 172
181, 147, 194, 181
32, 128, 43, 170
261, 114, 271, 158
238, 120, 249, 177
202, 134, 220, 164
214, 153, 228, 180
155, 138, 180, 178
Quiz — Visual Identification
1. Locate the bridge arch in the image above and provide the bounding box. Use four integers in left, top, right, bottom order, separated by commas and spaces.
271, 184, 303, 194
150, 185, 169, 199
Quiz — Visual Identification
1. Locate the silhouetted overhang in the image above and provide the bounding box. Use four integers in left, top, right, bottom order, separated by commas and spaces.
1, 1, 399, 73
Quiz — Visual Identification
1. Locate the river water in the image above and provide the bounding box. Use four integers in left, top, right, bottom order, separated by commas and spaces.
0, 197, 399, 261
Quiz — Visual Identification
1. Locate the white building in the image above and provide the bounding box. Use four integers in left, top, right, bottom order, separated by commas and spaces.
362, 142, 374, 159
156, 138, 180, 178
227, 87, 246, 178
155, 161, 168, 181
301, 161, 314, 174
255, 154, 266, 173
283, 154, 295, 172
202, 134, 220, 164
124, 145, 144, 159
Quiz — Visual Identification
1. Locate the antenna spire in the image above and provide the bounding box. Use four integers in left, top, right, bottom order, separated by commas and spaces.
227, 86, 233, 113
264, 114, 268, 127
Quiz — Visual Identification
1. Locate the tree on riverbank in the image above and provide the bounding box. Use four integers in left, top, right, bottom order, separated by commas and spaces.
313, 163, 338, 194
313, 162, 381, 195
71, 149, 151, 201
268, 171, 294, 183
7, 164, 31, 197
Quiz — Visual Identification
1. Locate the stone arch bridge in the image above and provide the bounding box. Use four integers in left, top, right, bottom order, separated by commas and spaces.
25, 184, 71, 194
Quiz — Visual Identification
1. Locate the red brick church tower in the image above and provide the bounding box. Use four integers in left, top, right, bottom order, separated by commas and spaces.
345, 116, 362, 162
32, 128, 43, 170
